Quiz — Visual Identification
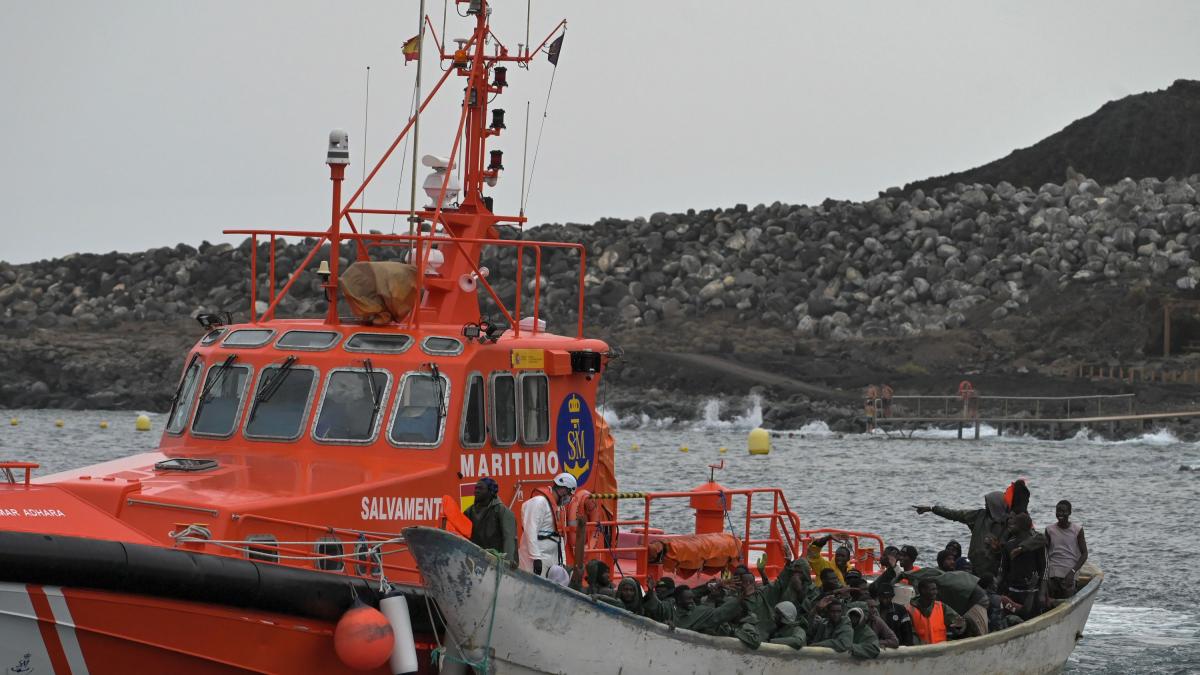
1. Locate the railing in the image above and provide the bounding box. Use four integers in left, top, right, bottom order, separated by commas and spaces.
0, 461, 38, 486
181, 510, 421, 580
875, 393, 1136, 421
223, 229, 587, 338
1075, 364, 1200, 384
568, 488, 806, 583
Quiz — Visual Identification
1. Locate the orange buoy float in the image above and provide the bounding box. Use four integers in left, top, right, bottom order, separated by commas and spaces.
334, 595, 395, 671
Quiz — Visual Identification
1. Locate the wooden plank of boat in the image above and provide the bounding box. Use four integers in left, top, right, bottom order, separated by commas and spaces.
405, 526, 1102, 675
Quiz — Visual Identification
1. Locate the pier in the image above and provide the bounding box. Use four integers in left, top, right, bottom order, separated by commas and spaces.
865, 392, 1200, 439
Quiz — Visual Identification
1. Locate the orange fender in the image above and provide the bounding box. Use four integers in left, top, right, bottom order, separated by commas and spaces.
442, 494, 473, 539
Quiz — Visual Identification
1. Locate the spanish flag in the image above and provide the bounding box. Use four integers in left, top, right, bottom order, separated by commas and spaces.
402, 35, 420, 64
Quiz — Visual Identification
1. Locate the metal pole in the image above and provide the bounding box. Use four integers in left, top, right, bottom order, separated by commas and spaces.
408, 0, 427, 251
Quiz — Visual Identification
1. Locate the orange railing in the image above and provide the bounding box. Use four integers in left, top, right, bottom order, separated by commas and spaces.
223, 229, 587, 338
0, 461, 38, 486
568, 487, 806, 583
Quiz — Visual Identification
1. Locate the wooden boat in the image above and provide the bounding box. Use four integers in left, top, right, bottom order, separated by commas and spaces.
405, 526, 1103, 675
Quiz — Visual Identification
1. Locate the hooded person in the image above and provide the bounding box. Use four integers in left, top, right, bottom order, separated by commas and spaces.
668, 585, 745, 636
846, 606, 881, 659
519, 473, 576, 576
913, 489, 1013, 579
778, 557, 821, 618
463, 477, 518, 566
600, 577, 646, 614
766, 601, 807, 649
584, 560, 615, 597
640, 577, 676, 623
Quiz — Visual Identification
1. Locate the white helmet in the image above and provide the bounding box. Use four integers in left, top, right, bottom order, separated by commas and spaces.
553, 473, 578, 491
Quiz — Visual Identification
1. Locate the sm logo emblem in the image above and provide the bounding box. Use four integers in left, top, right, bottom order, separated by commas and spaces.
556, 393, 595, 487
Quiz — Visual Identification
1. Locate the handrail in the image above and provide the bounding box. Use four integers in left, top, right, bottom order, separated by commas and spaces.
0, 461, 38, 486
224, 228, 588, 338
226, 511, 418, 578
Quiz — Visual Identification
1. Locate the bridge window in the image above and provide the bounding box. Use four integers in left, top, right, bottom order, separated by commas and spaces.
490, 373, 517, 446
191, 363, 251, 437
388, 371, 450, 447
462, 373, 486, 447
276, 330, 340, 351
313, 369, 391, 443
421, 336, 464, 356
223, 328, 275, 348
345, 333, 413, 354
519, 373, 550, 445
244, 365, 317, 440
166, 357, 203, 435
199, 328, 226, 346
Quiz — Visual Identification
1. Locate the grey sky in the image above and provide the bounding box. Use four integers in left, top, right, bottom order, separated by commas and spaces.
1, 1, 1197, 264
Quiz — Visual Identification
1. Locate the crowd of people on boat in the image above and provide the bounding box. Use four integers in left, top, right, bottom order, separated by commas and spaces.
457, 475, 1088, 657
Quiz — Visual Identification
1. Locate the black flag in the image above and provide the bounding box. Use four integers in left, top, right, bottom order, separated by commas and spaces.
547, 34, 564, 65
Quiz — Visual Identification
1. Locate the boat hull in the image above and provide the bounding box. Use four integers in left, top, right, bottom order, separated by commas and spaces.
0, 581, 433, 675
405, 526, 1102, 675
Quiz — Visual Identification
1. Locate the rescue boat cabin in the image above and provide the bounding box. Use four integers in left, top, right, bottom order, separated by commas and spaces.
35, 0, 621, 586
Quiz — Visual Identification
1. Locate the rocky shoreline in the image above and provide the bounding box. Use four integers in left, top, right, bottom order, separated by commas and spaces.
4, 172, 1200, 433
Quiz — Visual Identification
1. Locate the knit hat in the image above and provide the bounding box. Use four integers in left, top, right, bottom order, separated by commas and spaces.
774, 601, 798, 623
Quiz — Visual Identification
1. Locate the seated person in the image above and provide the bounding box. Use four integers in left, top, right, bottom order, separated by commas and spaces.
766, 601, 807, 649
875, 583, 914, 646
847, 606, 881, 659
669, 585, 745, 636
865, 599, 900, 648
584, 560, 615, 597
947, 539, 972, 571
808, 596, 854, 651
909, 578, 965, 644
807, 534, 853, 585
936, 549, 958, 572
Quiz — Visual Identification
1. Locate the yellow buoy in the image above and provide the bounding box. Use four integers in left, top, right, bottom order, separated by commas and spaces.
680, 445, 689, 453
99, 420, 109, 429
748, 428, 770, 455
630, 443, 639, 451
55, 419, 64, 428
719, 446, 727, 454
9, 418, 17, 426
135, 414, 152, 432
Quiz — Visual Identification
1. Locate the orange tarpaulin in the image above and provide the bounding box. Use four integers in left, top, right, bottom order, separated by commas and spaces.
656, 532, 742, 575
442, 494, 472, 539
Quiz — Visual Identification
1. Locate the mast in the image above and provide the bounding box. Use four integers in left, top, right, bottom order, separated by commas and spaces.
408, 0, 426, 250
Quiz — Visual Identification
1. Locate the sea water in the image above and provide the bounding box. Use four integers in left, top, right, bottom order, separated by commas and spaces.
2, 407, 1197, 674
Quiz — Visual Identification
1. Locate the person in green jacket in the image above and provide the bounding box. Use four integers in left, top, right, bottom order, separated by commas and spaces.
808, 596, 853, 652
462, 478, 517, 566
766, 601, 807, 649
641, 577, 676, 623
846, 606, 880, 659
667, 586, 745, 635
913, 491, 1011, 579
598, 577, 646, 614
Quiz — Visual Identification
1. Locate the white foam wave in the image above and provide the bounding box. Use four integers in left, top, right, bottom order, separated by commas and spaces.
1083, 603, 1200, 646
689, 394, 763, 431
597, 406, 676, 430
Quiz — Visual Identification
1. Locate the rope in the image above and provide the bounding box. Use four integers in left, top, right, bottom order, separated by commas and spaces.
172, 536, 404, 563
521, 59, 559, 215
587, 492, 646, 500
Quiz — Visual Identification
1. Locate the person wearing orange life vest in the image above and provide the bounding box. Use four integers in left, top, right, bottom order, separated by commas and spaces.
909, 578, 965, 645
519, 473, 576, 576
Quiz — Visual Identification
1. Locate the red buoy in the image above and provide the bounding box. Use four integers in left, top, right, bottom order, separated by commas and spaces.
334, 596, 395, 671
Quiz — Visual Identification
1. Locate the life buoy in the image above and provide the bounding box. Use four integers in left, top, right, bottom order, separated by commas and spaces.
957, 380, 975, 398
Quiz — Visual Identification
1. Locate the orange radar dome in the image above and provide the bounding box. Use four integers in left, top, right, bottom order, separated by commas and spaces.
334, 596, 395, 671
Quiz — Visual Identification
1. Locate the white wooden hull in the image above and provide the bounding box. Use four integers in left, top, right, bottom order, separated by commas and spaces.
405, 527, 1101, 675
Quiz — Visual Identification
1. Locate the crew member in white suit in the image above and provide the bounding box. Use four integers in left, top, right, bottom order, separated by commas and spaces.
519, 473, 577, 576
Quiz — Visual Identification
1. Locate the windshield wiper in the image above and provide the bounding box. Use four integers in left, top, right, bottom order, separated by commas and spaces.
427, 362, 445, 430
170, 353, 201, 407
199, 355, 238, 402
361, 358, 382, 435
248, 355, 298, 421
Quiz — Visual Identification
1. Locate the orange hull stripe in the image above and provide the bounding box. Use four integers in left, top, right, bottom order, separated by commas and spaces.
27, 585, 74, 675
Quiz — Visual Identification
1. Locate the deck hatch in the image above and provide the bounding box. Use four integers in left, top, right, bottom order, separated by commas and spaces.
154, 458, 219, 472
276, 330, 340, 351
345, 333, 413, 354
223, 329, 276, 348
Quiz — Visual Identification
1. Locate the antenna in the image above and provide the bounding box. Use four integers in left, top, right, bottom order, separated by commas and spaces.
408, 0, 428, 254
361, 66, 371, 229
520, 100, 530, 218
